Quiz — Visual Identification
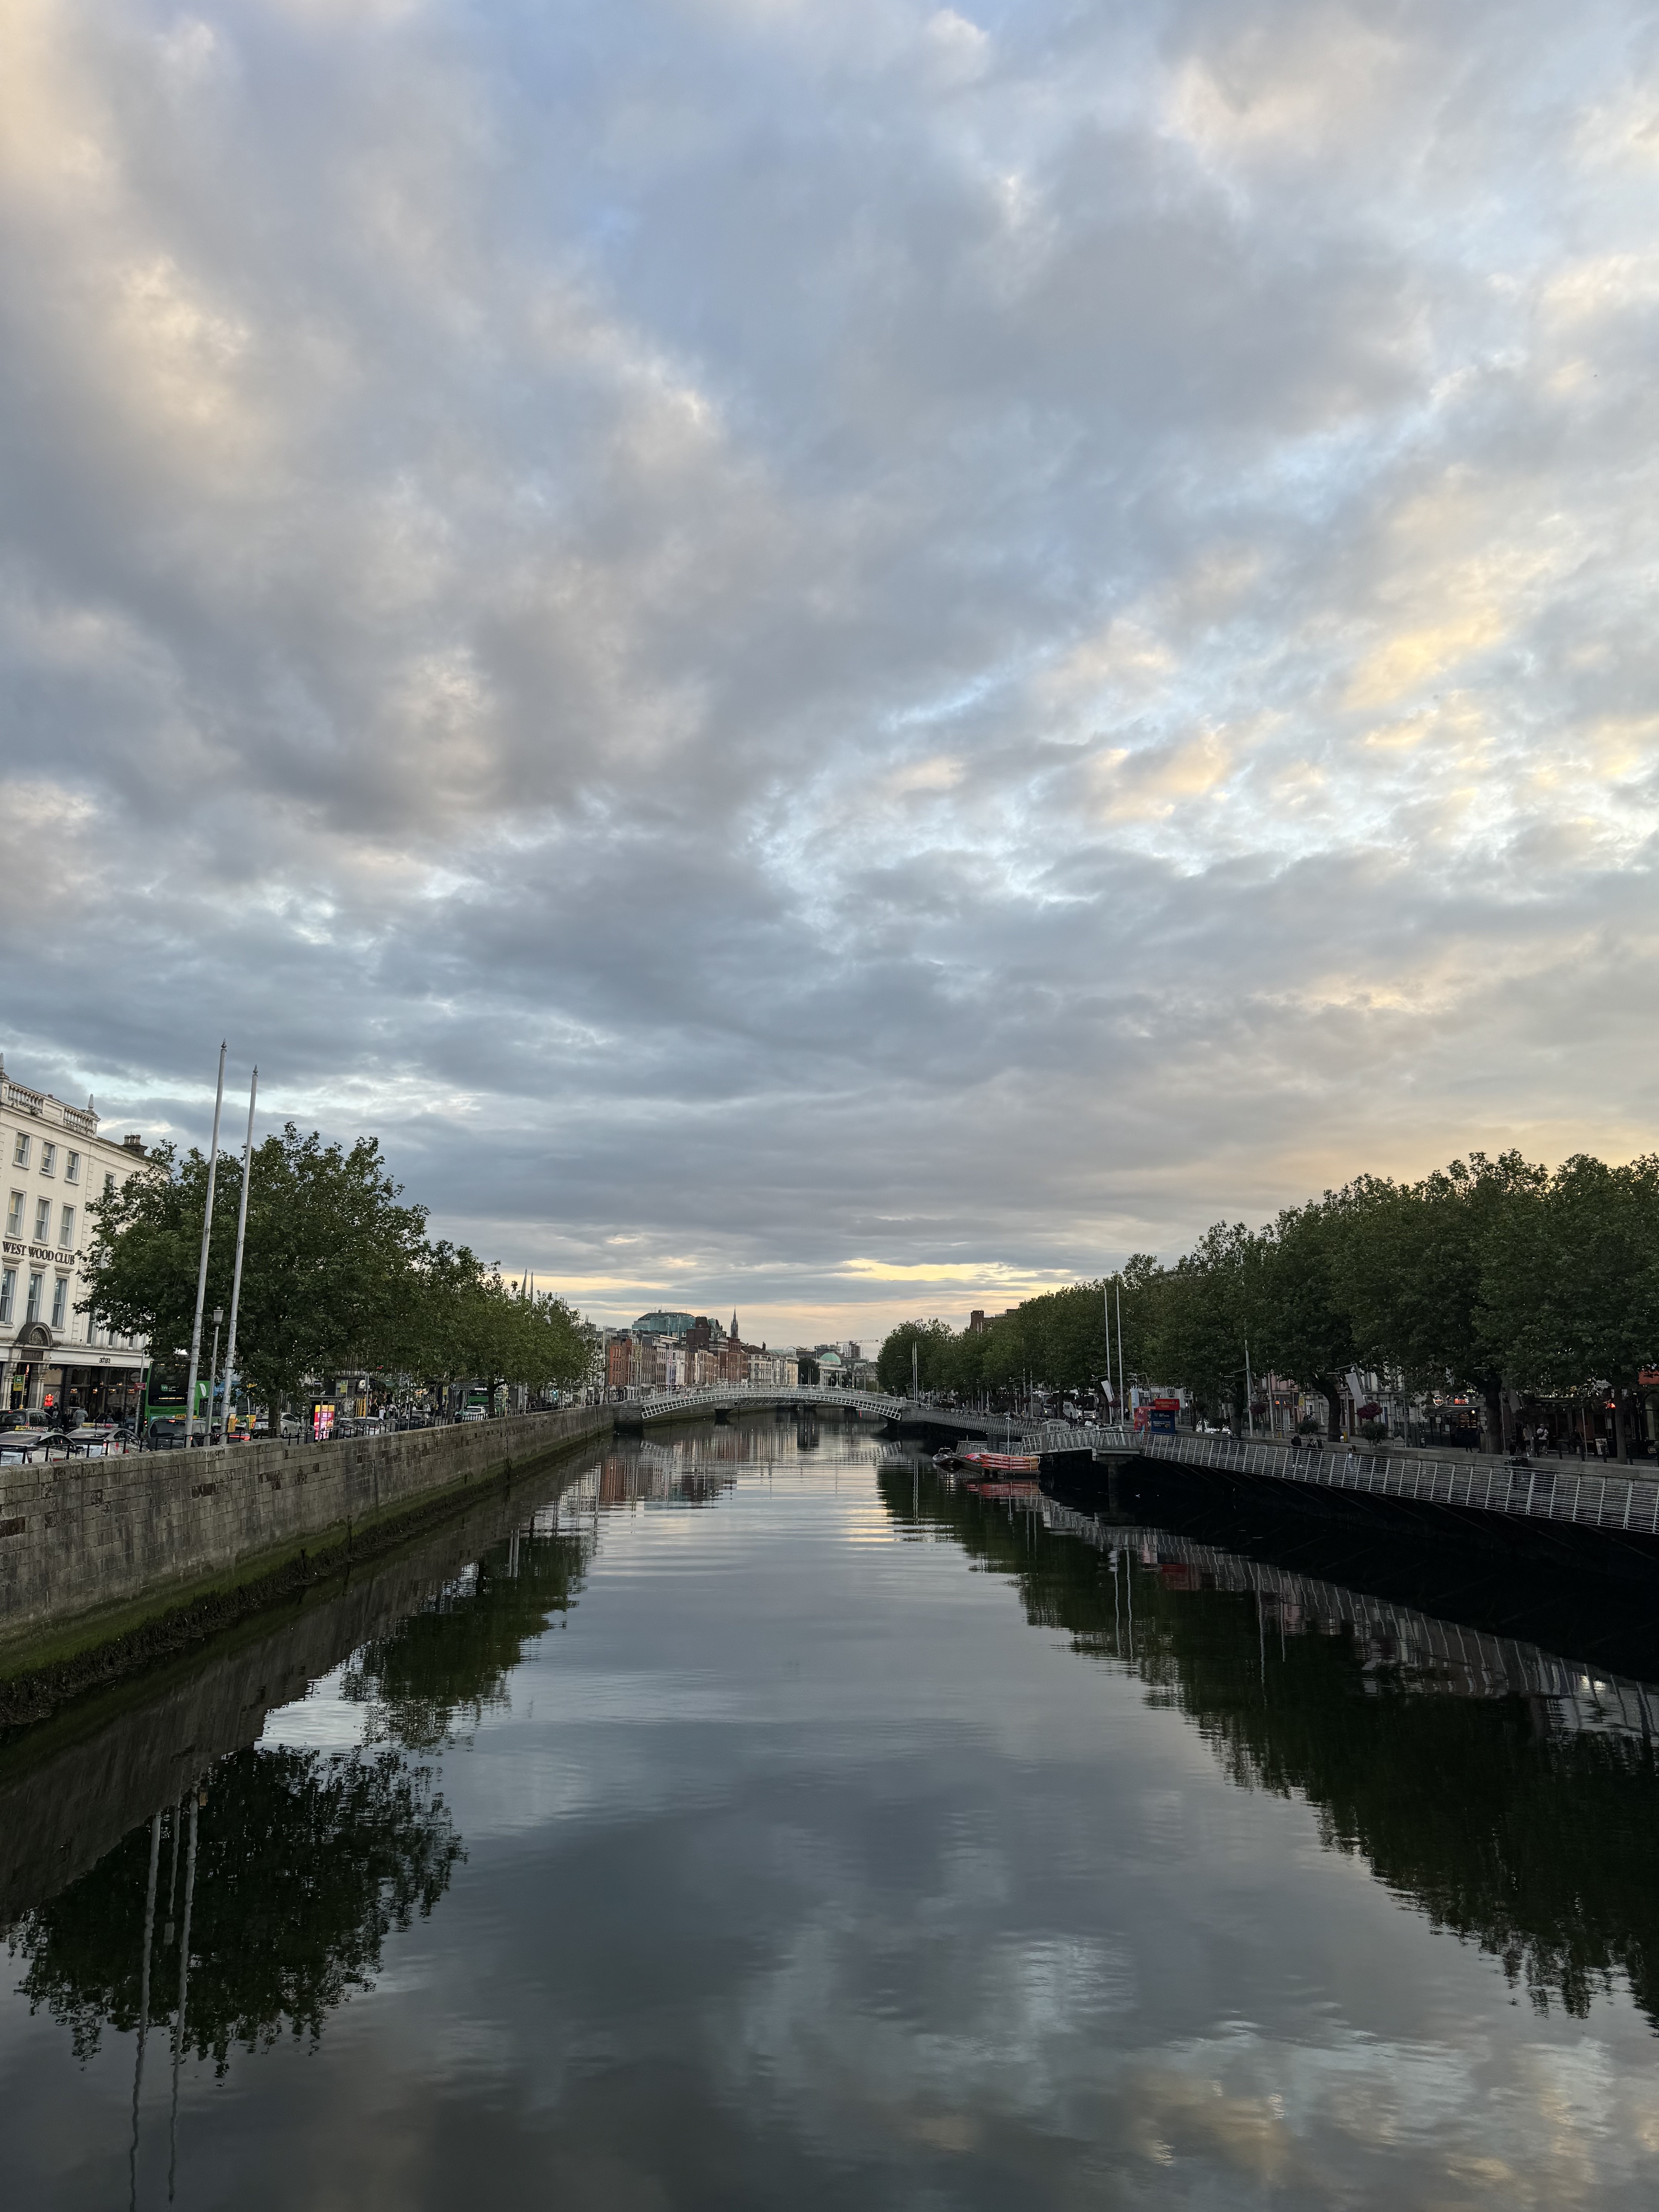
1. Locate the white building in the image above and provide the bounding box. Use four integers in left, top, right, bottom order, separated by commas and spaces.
1, 1058, 151, 1420
747, 1350, 799, 1389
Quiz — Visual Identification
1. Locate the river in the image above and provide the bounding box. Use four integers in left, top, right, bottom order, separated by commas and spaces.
4, 1417, 1659, 2207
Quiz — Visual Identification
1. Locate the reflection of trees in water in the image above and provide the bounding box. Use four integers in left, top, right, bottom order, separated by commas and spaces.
881, 1463, 1659, 2031
341, 1523, 589, 1749
8, 1516, 591, 2076
8, 1746, 462, 2071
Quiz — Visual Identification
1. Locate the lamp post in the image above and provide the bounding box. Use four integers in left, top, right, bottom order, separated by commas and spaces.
205, 1309, 222, 1441
1115, 1285, 1126, 1429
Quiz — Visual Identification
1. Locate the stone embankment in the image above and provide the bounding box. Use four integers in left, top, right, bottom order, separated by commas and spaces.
0, 1407, 612, 1709
0, 1458, 583, 1929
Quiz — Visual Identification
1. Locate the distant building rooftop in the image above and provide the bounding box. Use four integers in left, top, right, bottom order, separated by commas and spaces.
632, 1310, 698, 1336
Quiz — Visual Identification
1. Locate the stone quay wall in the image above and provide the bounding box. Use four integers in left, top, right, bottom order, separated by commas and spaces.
0, 1458, 583, 1929
0, 1406, 613, 1672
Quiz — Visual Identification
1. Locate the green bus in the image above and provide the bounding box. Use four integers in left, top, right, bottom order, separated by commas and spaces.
142, 1362, 209, 1443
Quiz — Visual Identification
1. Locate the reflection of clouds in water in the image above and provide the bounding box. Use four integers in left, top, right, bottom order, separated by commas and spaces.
503, 1669, 744, 1727
259, 1662, 371, 1752
729, 1905, 1137, 2152
1116, 2029, 1659, 2205
723, 1884, 1659, 2198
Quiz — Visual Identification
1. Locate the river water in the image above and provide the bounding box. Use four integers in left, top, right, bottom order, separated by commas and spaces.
5, 1419, 1659, 2208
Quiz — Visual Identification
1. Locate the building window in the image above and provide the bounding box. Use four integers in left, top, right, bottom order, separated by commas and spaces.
59, 1205, 75, 1249
0, 1269, 13, 1323
25, 1272, 43, 1322
34, 1198, 50, 1242
65, 1151, 80, 1184
51, 1276, 68, 1329
104, 1172, 115, 1195
6, 1191, 21, 1236
12, 1133, 28, 1168
40, 1142, 56, 1176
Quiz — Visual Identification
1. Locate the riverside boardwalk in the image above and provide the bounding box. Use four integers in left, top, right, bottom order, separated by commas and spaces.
1077, 1422, 1659, 1542
625, 1388, 1659, 1544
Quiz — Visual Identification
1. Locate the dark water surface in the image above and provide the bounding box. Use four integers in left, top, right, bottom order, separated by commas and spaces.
5, 1420, 1659, 2209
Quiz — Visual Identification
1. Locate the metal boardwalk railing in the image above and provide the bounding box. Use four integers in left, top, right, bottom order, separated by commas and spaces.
1089, 1423, 1659, 1540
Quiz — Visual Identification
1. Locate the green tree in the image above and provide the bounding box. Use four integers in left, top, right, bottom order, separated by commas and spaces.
1337, 1155, 1547, 1450
453, 1274, 592, 1413
876, 1320, 954, 1394
1479, 1155, 1659, 1461
1255, 1194, 1364, 1441
84, 1125, 431, 1416
1147, 1224, 1265, 1423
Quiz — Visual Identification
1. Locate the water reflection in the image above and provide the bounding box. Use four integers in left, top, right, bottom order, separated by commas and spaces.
5, 1443, 739, 2078
11, 1751, 463, 2068
5, 1427, 1659, 2207
883, 1460, 1659, 2029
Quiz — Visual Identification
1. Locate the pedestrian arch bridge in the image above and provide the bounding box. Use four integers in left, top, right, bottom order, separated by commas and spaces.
620, 1382, 910, 1424
617, 1385, 1082, 1451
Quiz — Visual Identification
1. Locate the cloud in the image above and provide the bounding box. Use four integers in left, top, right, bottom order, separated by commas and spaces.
3, 0, 1659, 1340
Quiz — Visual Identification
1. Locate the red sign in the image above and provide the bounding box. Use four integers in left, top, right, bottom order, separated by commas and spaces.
1640, 1370, 1659, 1388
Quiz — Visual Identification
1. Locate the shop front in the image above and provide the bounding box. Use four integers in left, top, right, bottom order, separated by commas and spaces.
51, 1355, 145, 1421
3, 1329, 145, 1420
7, 1321, 47, 1411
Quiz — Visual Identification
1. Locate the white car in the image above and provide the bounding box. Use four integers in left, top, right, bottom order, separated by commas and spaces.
460, 1405, 487, 1422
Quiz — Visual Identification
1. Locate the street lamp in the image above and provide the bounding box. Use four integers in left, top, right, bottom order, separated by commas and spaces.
205, 1309, 223, 1444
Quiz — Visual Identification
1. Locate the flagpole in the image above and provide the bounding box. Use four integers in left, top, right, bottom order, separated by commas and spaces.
183, 1046, 226, 1449
216, 1068, 257, 1443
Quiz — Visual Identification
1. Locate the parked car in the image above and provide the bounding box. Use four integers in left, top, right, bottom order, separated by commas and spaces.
147, 1418, 187, 1449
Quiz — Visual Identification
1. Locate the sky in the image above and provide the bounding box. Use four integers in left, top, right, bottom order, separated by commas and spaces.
4, 0, 1659, 1346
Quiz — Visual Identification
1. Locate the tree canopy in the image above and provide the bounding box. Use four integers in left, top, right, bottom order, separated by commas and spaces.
82, 1123, 592, 1411
876, 1150, 1659, 1451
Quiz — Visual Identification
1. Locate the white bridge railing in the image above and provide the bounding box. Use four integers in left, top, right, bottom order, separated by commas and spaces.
622, 1389, 1114, 1449
626, 1382, 910, 1422
1096, 1424, 1659, 1540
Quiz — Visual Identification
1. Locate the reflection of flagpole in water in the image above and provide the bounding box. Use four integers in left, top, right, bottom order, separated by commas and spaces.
168, 1789, 200, 2203
129, 1811, 161, 2212
1125, 1548, 1134, 1661
165, 1797, 182, 1937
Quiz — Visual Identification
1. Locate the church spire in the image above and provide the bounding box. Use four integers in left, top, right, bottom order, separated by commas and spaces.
730, 1309, 739, 1344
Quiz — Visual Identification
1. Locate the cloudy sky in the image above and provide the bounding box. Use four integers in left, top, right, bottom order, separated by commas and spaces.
4, 0, 1658, 1343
